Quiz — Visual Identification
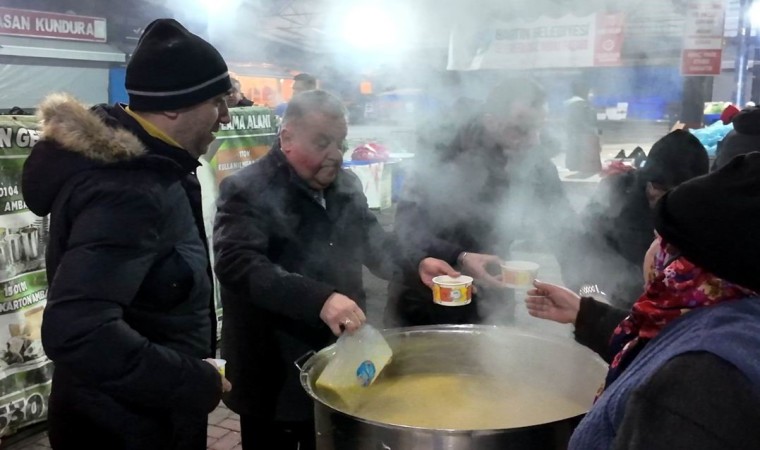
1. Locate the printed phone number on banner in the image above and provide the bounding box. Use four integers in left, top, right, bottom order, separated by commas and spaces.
0, 386, 50, 436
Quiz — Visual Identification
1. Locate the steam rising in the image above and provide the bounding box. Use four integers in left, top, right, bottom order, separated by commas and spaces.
14, 0, 734, 329
144, 0, 710, 328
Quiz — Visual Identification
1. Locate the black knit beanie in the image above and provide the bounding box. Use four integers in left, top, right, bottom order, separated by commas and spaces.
126, 19, 231, 111
638, 130, 709, 188
654, 152, 760, 292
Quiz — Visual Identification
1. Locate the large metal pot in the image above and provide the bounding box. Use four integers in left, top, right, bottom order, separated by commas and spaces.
299, 325, 606, 450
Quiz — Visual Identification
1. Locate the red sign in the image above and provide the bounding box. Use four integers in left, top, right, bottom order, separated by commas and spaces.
682, 49, 722, 75
0, 7, 107, 42
594, 13, 625, 67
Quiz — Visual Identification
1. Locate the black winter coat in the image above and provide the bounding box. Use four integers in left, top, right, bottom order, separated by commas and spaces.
574, 298, 760, 449
22, 95, 221, 450
213, 148, 409, 421
564, 97, 601, 173
579, 171, 653, 308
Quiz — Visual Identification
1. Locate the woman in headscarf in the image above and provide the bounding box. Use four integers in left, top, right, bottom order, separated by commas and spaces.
526, 152, 760, 449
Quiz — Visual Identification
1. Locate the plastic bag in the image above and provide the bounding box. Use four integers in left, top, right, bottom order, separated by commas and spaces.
315, 325, 392, 409
351, 142, 390, 161
689, 121, 734, 157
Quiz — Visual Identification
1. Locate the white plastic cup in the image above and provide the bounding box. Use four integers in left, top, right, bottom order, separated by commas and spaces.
213, 358, 227, 377
500, 261, 540, 288
432, 275, 474, 306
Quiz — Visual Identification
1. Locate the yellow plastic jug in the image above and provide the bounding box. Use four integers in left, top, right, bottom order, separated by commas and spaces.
316, 324, 392, 410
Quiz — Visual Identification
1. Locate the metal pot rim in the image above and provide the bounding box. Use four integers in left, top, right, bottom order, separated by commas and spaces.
298, 324, 604, 434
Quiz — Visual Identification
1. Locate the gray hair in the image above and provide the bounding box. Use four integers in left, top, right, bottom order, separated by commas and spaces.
282, 89, 346, 127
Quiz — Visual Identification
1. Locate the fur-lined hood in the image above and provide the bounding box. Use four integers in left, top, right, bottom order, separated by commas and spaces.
22, 94, 153, 216
36, 93, 146, 163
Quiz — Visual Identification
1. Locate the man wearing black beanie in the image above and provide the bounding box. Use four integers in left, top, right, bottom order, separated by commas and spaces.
22, 18, 232, 450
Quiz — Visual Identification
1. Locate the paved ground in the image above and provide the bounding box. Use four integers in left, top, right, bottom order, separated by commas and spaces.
2, 402, 242, 450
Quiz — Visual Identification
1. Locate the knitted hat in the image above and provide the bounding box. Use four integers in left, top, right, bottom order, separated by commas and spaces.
714, 107, 760, 170
637, 130, 709, 188
720, 104, 741, 125
732, 106, 760, 135
126, 19, 231, 111
654, 152, 760, 292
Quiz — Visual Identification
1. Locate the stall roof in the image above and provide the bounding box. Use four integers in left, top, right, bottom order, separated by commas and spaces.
0, 36, 126, 63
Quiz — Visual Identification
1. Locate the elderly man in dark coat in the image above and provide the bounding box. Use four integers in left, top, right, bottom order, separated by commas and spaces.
214, 89, 461, 450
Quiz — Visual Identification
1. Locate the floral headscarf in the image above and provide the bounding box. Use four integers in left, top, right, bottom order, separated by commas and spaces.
603, 236, 756, 391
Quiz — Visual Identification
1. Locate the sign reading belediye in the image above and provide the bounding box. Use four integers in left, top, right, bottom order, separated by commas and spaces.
447, 13, 624, 70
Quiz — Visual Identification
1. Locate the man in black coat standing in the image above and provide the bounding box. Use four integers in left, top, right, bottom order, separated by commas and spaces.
386, 77, 583, 327
228, 78, 254, 107
564, 80, 601, 174
213, 89, 461, 449
21, 19, 232, 450
579, 130, 709, 308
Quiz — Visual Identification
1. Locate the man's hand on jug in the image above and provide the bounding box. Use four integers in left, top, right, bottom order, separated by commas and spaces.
320, 293, 367, 336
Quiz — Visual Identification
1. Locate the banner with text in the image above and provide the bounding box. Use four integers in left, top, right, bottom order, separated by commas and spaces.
0, 116, 51, 438
201, 106, 277, 336
448, 13, 625, 70
207, 106, 278, 185
0, 7, 107, 43
681, 0, 725, 76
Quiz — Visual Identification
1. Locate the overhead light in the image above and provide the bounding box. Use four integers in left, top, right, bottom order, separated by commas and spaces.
751, 1, 760, 29
199, 0, 242, 16
341, 3, 408, 50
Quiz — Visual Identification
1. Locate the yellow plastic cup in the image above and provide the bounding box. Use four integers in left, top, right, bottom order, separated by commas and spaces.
213, 358, 226, 377
432, 275, 474, 306
500, 261, 540, 288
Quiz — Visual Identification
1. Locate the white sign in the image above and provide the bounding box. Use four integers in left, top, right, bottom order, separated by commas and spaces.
681, 0, 725, 75
448, 14, 624, 70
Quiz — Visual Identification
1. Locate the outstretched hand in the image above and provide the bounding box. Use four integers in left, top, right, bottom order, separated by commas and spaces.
459, 252, 503, 288
524, 280, 581, 325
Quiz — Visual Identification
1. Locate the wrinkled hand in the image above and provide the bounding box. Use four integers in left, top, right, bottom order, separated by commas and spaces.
524, 280, 581, 325
204, 358, 232, 393
459, 252, 503, 287
418, 257, 460, 288
320, 293, 367, 336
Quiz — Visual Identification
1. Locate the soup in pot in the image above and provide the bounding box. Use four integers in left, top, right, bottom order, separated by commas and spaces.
317, 372, 590, 430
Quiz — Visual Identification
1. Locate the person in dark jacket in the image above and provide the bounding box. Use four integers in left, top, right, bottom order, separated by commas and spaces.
228, 78, 254, 107
213, 89, 460, 450
274, 72, 318, 117
713, 106, 760, 170
385, 76, 582, 327
526, 153, 760, 449
577, 130, 709, 308
21, 19, 232, 450
564, 80, 601, 173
